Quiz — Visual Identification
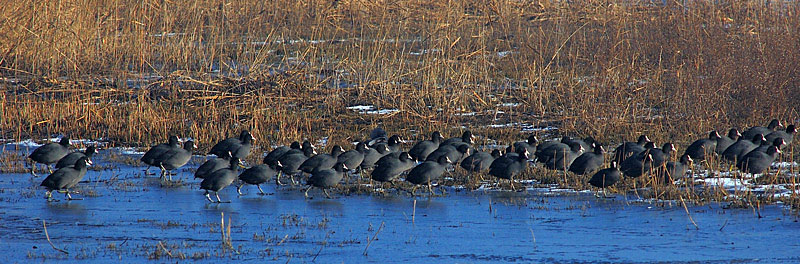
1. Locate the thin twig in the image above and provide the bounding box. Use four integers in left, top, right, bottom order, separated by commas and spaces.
276, 234, 289, 246
157, 241, 174, 258
412, 199, 416, 223
363, 222, 385, 256
42, 220, 69, 255
679, 197, 699, 230
312, 232, 331, 262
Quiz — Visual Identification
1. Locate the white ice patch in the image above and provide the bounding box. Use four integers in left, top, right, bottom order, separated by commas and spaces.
317, 137, 329, 148
118, 147, 145, 155
696, 177, 750, 192
346, 105, 400, 115
485, 123, 558, 133
497, 51, 514, 58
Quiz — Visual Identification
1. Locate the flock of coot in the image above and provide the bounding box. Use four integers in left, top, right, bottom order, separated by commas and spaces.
27, 119, 795, 202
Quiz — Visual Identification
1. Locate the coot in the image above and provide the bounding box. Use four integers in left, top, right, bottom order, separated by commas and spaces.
409, 131, 444, 161
442, 130, 474, 146
742, 119, 782, 140
337, 142, 370, 173
200, 158, 241, 203
588, 162, 621, 197
461, 149, 501, 172
489, 148, 529, 190
371, 152, 416, 183
237, 161, 280, 195
684, 131, 721, 161
661, 154, 692, 184
737, 146, 781, 174
299, 145, 345, 174
209, 130, 255, 158
543, 142, 584, 170
716, 128, 741, 154
612, 135, 650, 163
721, 134, 765, 163
55, 146, 97, 170
154, 140, 196, 181
305, 163, 348, 199
765, 125, 795, 148
513, 135, 538, 160
406, 156, 450, 196
195, 151, 232, 179
568, 143, 605, 175
40, 156, 92, 201
29, 136, 71, 176
140, 136, 180, 175
263, 141, 300, 167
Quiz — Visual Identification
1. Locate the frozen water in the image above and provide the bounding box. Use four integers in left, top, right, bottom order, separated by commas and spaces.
1, 147, 799, 262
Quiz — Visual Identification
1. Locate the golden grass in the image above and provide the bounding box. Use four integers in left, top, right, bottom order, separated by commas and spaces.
2, 0, 798, 145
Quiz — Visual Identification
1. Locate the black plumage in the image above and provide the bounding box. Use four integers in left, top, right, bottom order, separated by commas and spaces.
40, 156, 92, 201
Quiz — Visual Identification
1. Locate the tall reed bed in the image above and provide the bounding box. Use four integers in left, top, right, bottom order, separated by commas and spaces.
1, 0, 798, 150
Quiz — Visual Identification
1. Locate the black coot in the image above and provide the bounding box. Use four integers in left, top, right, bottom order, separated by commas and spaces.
361, 143, 391, 170
569, 143, 605, 175
40, 156, 92, 201
461, 149, 501, 172
661, 154, 692, 184
409, 131, 444, 161
371, 152, 416, 183
200, 158, 241, 203
237, 161, 280, 195
534, 137, 569, 160
684, 131, 721, 161
386, 135, 403, 153
282, 140, 317, 158
613, 135, 650, 163
544, 142, 584, 170
372, 135, 403, 154
29, 136, 71, 176
722, 134, 765, 162
765, 125, 795, 148
305, 163, 347, 199
263, 141, 300, 167
369, 127, 388, 143
300, 141, 318, 155
513, 135, 538, 160
209, 130, 255, 159
141, 136, 180, 175
195, 151, 232, 179
649, 143, 676, 169
716, 129, 741, 154
742, 119, 782, 140
442, 130, 474, 146
55, 146, 97, 169
588, 161, 621, 197
535, 139, 568, 164
489, 148, 529, 191
299, 145, 345, 174
277, 146, 316, 184
564, 136, 594, 154
154, 140, 196, 181
406, 156, 450, 196
737, 146, 781, 174
746, 138, 784, 157
620, 147, 654, 178
620, 142, 671, 177
337, 142, 370, 173
425, 144, 471, 164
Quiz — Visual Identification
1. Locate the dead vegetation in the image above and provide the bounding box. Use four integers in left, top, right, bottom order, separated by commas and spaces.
1, 1, 799, 208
